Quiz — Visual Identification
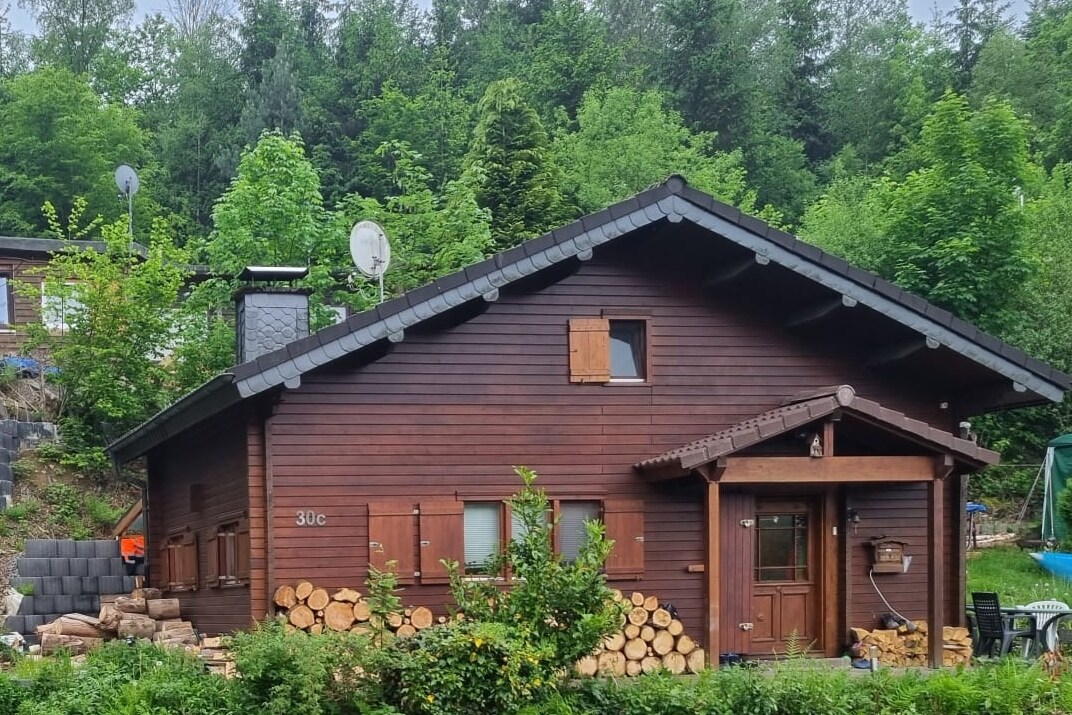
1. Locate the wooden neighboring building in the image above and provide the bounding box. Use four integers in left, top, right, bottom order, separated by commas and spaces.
0, 236, 151, 354
109, 177, 1069, 663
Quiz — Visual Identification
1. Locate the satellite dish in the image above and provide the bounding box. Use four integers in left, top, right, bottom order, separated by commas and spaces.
350, 221, 391, 279
114, 165, 140, 198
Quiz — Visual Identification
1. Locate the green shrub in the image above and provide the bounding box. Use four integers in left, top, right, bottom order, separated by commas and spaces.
15, 641, 237, 715
42, 482, 80, 525
230, 619, 373, 715
4, 499, 40, 523
85, 496, 122, 529
379, 620, 552, 715
9, 459, 32, 481
448, 467, 622, 678
15, 581, 34, 596
0, 673, 27, 714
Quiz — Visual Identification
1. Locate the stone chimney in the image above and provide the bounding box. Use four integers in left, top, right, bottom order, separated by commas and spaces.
234, 266, 310, 363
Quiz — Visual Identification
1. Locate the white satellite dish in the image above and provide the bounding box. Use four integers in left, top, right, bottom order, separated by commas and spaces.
349, 220, 391, 302
114, 164, 140, 197
114, 165, 140, 238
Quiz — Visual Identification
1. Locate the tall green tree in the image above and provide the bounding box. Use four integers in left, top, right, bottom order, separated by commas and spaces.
0, 67, 149, 235
551, 86, 756, 214
942, 0, 1013, 91
205, 130, 327, 274
20, 0, 134, 72
463, 77, 571, 250
808, 92, 1031, 330
27, 218, 190, 452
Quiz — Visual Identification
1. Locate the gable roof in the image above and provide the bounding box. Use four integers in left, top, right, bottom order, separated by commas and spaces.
108, 176, 1069, 464
633, 385, 1000, 475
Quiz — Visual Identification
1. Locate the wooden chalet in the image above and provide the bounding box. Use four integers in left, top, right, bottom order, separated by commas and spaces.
108, 177, 1069, 665
0, 237, 152, 354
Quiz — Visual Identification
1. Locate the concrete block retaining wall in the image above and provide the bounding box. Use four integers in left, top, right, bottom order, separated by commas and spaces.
0, 421, 56, 511
5, 539, 136, 634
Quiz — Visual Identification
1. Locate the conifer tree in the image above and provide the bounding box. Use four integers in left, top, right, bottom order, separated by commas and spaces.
463, 77, 572, 250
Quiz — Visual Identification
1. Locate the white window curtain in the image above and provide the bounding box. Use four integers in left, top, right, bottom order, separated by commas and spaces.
559, 501, 600, 561
464, 502, 501, 570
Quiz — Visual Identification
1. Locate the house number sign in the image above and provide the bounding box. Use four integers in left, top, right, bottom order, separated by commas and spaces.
295, 510, 327, 526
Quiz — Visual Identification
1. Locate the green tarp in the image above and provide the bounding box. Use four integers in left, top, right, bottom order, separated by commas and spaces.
1043, 435, 1072, 541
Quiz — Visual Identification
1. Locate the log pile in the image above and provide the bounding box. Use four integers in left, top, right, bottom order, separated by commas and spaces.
574, 590, 706, 677
273, 582, 438, 638
851, 622, 972, 667
34, 588, 199, 655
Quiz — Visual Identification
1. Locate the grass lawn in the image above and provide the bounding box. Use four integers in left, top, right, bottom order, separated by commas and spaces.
966, 546, 1072, 606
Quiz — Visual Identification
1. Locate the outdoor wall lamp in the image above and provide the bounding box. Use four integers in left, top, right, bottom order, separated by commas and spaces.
847, 507, 860, 534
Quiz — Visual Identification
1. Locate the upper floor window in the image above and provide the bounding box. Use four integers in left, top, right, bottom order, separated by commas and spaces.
568, 317, 649, 383
609, 320, 646, 381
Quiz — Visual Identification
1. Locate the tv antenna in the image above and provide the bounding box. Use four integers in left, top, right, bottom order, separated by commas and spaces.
349, 220, 392, 303
114, 165, 140, 238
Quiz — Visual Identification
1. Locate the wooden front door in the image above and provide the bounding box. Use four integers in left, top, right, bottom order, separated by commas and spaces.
749, 498, 820, 655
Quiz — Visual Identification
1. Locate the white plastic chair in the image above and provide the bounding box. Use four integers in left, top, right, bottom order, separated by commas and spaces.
1024, 600, 1070, 654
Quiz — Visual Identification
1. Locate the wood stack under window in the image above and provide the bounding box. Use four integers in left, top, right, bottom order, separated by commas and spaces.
575, 589, 706, 676
273, 581, 439, 637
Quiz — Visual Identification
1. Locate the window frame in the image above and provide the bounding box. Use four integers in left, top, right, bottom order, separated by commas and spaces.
0, 271, 13, 328
207, 515, 251, 589
161, 530, 198, 593
461, 499, 604, 578
40, 281, 84, 336
607, 318, 649, 383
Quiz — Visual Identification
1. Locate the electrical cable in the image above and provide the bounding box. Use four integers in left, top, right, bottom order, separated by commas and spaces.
869, 568, 915, 630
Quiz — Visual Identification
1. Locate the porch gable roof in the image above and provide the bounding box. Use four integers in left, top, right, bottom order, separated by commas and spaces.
633, 385, 1000, 475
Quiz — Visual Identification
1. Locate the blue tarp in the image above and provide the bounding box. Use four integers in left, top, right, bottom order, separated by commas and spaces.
967, 501, 988, 513
0, 357, 58, 378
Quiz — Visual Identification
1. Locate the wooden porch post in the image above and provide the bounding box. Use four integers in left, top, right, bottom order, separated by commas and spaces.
706, 480, 720, 667
928, 477, 945, 668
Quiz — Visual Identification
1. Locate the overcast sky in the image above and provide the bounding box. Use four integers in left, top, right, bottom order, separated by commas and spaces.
6, 0, 1031, 43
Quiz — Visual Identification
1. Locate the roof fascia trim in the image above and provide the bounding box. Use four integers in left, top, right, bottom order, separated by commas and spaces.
234, 198, 677, 399
673, 198, 1064, 403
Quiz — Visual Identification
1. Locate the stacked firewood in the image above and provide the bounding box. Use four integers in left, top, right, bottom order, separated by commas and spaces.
273, 581, 438, 637
34, 588, 197, 655
851, 622, 972, 667
575, 590, 706, 677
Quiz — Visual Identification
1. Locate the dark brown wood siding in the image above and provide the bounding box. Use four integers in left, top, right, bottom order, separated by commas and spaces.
265, 244, 960, 641
0, 255, 51, 354
147, 410, 251, 635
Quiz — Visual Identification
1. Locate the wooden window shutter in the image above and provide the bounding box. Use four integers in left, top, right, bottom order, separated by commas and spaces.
206, 528, 219, 588
159, 541, 174, 590
603, 500, 645, 579
418, 501, 464, 583
368, 501, 417, 584
236, 518, 251, 583
179, 532, 198, 590
568, 318, 610, 383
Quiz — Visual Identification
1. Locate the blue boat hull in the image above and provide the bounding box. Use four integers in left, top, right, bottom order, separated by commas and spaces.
1031, 551, 1072, 581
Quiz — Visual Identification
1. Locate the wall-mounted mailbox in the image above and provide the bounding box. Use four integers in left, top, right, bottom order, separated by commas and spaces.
868, 537, 909, 574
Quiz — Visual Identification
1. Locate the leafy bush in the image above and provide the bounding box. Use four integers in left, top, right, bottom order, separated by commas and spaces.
14, 641, 237, 715
448, 467, 622, 677
379, 620, 552, 715
85, 496, 123, 530
230, 619, 373, 715
4, 499, 40, 523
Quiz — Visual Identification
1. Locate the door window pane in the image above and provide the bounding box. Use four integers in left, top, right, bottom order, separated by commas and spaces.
559, 501, 600, 561
464, 503, 500, 573
755, 513, 809, 582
